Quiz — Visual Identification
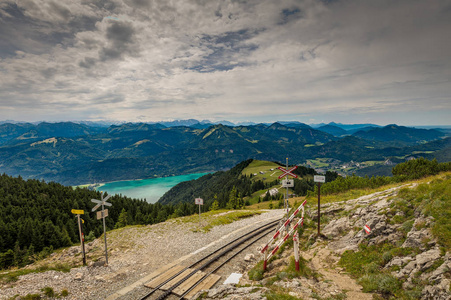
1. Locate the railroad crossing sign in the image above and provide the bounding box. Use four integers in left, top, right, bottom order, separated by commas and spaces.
278, 166, 298, 179
91, 192, 112, 266
91, 193, 112, 212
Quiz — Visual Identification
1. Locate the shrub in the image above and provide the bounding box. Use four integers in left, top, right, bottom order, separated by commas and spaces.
41, 287, 54, 297
248, 260, 265, 281
359, 273, 401, 295
20, 294, 41, 300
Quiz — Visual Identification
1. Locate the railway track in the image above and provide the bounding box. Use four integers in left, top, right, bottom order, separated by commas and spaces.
139, 219, 280, 300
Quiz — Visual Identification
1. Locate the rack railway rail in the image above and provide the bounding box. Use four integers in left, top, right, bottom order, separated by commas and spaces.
138, 219, 280, 300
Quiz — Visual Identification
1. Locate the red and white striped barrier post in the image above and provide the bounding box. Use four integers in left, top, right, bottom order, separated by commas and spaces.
261, 199, 307, 271
261, 199, 307, 256
293, 230, 299, 271
265, 217, 304, 265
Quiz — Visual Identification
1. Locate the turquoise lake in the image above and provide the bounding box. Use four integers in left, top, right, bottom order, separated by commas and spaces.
96, 173, 209, 203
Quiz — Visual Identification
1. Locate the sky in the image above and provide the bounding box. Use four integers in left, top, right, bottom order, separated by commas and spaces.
0, 0, 450, 126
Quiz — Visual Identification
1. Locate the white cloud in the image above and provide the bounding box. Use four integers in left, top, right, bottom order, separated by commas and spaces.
0, 0, 450, 125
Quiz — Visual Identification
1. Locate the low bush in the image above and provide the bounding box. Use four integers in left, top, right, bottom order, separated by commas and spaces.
248, 260, 265, 281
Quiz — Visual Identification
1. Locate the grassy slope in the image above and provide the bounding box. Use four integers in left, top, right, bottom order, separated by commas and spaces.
241, 159, 283, 184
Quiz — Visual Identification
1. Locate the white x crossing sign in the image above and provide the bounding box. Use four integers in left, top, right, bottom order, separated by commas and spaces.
91, 193, 112, 212
278, 166, 298, 179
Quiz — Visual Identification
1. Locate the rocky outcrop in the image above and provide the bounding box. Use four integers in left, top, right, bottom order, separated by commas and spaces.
402, 216, 435, 250
194, 284, 270, 300
304, 184, 450, 300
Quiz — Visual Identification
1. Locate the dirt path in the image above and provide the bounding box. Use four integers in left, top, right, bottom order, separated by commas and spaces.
303, 247, 373, 300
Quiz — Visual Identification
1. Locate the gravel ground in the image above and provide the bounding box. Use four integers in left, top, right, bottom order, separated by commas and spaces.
0, 209, 284, 300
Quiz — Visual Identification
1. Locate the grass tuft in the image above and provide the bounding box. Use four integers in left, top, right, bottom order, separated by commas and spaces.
0, 263, 71, 284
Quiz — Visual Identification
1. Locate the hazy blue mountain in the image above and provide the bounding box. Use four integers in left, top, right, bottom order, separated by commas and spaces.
310, 122, 380, 130
159, 119, 200, 127
412, 126, 451, 137
346, 126, 379, 135
189, 123, 214, 129
0, 122, 105, 146
328, 122, 381, 131
76, 120, 122, 127
317, 125, 348, 136
353, 124, 445, 145
0, 122, 34, 145
278, 121, 311, 127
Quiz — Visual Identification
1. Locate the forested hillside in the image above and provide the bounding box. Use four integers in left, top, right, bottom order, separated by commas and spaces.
158, 159, 332, 206
0, 174, 200, 270
0, 122, 448, 185
1, 158, 450, 270
309, 158, 451, 196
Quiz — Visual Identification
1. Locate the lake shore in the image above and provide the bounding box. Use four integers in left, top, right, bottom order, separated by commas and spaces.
76, 172, 210, 203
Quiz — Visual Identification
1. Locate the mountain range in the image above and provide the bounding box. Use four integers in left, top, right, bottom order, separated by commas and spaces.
0, 121, 449, 185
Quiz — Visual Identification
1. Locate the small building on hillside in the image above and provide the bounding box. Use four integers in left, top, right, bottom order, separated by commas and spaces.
260, 188, 279, 198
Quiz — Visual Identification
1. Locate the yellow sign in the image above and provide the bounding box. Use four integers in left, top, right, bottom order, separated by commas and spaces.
71, 209, 84, 215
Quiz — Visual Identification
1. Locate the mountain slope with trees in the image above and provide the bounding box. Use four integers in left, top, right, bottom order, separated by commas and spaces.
0, 174, 199, 270
353, 124, 444, 146
0, 122, 448, 185
158, 159, 329, 206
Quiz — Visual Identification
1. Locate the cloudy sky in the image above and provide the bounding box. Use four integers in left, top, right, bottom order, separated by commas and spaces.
0, 0, 450, 125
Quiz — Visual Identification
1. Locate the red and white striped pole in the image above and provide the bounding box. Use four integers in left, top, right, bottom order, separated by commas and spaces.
263, 216, 304, 270
293, 230, 299, 271
261, 199, 307, 255
261, 197, 307, 272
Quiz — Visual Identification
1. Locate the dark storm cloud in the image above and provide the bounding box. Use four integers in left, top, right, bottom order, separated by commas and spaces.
278, 7, 303, 25
189, 29, 261, 72
78, 57, 96, 69
40, 67, 57, 79
0, 3, 48, 57
124, 0, 151, 9
0, 1, 99, 58
47, 1, 71, 20
99, 21, 138, 61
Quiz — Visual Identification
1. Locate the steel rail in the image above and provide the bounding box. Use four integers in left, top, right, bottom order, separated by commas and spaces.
139, 219, 279, 300
178, 225, 274, 299
155, 223, 277, 300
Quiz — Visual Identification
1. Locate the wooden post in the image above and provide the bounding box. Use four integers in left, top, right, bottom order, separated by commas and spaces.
102, 204, 108, 266
77, 215, 86, 265
80, 217, 86, 266
317, 182, 321, 237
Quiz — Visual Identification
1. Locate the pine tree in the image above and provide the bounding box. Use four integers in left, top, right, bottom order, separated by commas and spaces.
61, 227, 72, 247
115, 208, 129, 228
227, 186, 238, 209
210, 198, 219, 211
